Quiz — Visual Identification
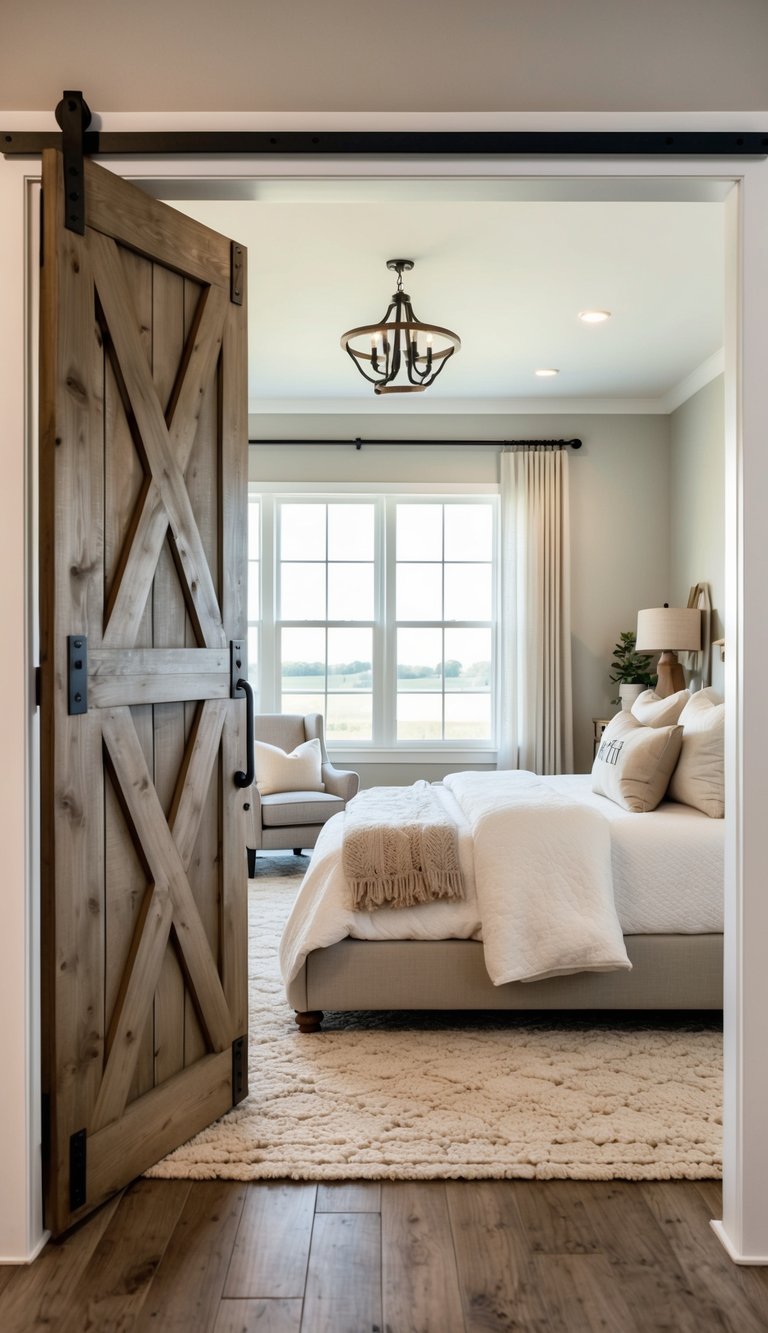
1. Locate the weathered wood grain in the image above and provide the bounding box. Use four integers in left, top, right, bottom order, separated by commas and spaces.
382, 1182, 465, 1333
302, 1213, 382, 1333
223, 1184, 316, 1299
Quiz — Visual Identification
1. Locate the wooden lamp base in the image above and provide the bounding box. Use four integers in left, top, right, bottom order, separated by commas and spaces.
655, 650, 686, 698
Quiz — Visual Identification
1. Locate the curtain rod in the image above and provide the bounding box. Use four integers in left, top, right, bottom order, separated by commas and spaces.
248, 438, 582, 451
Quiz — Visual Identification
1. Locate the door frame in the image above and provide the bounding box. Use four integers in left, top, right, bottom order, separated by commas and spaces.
1, 109, 767, 1263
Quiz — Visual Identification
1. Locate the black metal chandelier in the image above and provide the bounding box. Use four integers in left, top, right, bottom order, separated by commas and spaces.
340, 259, 461, 394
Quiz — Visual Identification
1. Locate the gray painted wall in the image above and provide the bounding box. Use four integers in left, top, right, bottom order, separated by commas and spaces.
251, 410, 670, 777
669, 374, 725, 690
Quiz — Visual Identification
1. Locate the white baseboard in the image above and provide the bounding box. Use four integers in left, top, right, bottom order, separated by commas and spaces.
0, 1230, 49, 1265
711, 1220, 768, 1265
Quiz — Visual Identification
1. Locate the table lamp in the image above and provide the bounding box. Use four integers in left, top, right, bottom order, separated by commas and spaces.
635, 605, 702, 698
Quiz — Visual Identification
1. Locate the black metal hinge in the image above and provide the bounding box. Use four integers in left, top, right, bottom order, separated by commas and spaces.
232, 1034, 248, 1105
69, 1128, 87, 1211
230, 241, 244, 306
67, 635, 87, 715
34, 666, 41, 709
55, 90, 92, 235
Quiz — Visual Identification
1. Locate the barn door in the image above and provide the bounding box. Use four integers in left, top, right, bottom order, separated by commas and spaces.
39, 150, 249, 1235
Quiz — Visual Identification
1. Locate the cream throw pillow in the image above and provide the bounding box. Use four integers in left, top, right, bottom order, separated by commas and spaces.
667, 688, 724, 818
631, 687, 690, 727
591, 711, 683, 813
255, 737, 324, 796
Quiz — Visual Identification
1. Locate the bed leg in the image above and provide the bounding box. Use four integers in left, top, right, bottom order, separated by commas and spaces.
295, 1010, 323, 1034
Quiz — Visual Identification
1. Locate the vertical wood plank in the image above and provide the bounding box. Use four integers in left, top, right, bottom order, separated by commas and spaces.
182, 276, 215, 1066
213, 1300, 302, 1333
220, 290, 249, 1039
301, 1213, 381, 1333
102, 245, 156, 1105
382, 1182, 464, 1333
134, 1182, 247, 1332
446, 1180, 546, 1332
151, 262, 188, 1087
223, 1184, 316, 1299
39, 149, 107, 1231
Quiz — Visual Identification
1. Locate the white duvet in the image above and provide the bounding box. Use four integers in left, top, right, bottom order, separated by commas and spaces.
442, 770, 630, 983
279, 770, 721, 988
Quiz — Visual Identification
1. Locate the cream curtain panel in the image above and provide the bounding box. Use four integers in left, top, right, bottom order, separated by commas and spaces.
498, 446, 574, 774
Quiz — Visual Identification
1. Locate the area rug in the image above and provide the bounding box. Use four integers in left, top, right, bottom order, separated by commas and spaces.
145, 857, 722, 1182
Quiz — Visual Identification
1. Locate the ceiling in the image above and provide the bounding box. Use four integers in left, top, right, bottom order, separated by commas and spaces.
168, 183, 724, 416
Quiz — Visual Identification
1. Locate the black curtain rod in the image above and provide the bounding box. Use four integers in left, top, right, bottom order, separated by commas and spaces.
248, 438, 582, 450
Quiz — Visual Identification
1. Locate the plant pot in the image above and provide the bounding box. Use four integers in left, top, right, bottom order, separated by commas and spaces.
619, 682, 646, 711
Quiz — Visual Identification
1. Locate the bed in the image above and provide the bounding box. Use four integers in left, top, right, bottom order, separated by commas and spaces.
279, 772, 724, 1030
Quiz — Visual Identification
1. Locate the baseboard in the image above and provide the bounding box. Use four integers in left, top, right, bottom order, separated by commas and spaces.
711, 1220, 768, 1265
0, 1229, 50, 1265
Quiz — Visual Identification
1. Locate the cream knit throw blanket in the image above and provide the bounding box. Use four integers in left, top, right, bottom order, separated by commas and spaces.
342, 780, 465, 911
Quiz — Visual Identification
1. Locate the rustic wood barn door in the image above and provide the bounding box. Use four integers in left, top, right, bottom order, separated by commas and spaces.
39, 150, 249, 1235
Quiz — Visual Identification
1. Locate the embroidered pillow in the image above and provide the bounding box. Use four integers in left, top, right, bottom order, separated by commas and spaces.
591, 711, 683, 813
255, 737, 324, 796
667, 688, 724, 818
631, 687, 690, 727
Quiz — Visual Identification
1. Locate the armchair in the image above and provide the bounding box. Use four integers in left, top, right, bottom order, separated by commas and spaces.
246, 713, 359, 875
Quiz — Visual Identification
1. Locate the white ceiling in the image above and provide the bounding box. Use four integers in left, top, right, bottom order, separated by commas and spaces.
168, 184, 724, 416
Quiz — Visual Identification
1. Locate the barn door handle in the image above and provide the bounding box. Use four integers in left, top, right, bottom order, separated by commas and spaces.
234, 677, 255, 789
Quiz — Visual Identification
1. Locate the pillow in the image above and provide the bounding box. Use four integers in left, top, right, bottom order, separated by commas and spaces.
255, 737, 324, 796
667, 688, 724, 817
631, 687, 690, 728
591, 711, 683, 812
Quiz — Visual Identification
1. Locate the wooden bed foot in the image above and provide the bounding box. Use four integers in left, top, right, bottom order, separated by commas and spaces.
295, 1010, 323, 1034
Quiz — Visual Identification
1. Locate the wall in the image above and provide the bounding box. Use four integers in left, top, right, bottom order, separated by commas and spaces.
3, 1, 768, 112
250, 410, 670, 775
669, 375, 725, 672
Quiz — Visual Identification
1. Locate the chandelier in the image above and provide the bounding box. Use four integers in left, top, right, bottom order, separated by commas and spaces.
340, 259, 461, 394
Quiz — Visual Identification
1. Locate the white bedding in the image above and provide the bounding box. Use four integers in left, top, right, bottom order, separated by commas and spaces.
278, 773, 724, 989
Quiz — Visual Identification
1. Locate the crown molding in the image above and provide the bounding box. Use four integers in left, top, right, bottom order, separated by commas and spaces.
660, 348, 725, 412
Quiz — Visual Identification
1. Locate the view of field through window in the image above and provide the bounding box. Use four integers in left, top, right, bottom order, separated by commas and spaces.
249, 495, 495, 744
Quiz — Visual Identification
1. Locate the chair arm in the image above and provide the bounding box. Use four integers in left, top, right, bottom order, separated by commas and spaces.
244, 785, 263, 850
321, 763, 360, 803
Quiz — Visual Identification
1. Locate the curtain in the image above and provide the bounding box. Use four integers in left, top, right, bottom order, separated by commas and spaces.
498, 445, 574, 774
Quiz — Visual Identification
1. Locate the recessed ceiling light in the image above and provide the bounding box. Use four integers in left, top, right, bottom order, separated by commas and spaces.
534, 368, 559, 377
578, 309, 611, 324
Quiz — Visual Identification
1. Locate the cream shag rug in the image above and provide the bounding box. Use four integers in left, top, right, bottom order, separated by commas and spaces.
146, 858, 722, 1182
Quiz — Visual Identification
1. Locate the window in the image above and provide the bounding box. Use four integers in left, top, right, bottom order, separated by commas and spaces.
247, 493, 260, 702
395, 501, 493, 742
250, 492, 497, 750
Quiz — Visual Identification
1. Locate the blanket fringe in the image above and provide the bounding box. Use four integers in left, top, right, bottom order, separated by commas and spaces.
350, 870, 465, 912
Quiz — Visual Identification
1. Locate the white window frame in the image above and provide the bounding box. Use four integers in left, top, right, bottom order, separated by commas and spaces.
251, 483, 499, 761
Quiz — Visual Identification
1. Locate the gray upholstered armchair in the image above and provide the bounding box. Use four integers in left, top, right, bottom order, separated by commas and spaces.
246, 713, 359, 875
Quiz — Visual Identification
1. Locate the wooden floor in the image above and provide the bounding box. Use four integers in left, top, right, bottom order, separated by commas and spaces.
1, 1178, 768, 1331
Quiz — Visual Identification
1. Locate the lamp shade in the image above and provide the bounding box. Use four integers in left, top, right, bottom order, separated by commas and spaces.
635, 606, 702, 652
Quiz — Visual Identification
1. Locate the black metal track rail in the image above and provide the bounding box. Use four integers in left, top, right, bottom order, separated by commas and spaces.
3, 130, 767, 158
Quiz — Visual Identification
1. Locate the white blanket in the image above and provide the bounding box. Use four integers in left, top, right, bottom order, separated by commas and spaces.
443, 771, 630, 983
280, 772, 631, 989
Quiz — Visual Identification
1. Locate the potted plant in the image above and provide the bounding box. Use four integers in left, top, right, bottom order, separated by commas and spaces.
609, 630, 657, 709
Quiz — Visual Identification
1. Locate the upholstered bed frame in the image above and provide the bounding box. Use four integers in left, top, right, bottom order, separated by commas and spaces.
286, 932, 723, 1031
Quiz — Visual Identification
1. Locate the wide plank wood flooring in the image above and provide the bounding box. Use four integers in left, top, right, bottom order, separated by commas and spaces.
2, 1179, 768, 1332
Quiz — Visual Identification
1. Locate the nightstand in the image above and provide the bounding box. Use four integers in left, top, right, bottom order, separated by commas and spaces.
592, 717, 614, 759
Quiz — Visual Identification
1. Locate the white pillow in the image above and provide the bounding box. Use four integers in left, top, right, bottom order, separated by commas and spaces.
631, 687, 690, 728
667, 688, 724, 818
255, 737, 324, 796
591, 711, 683, 813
